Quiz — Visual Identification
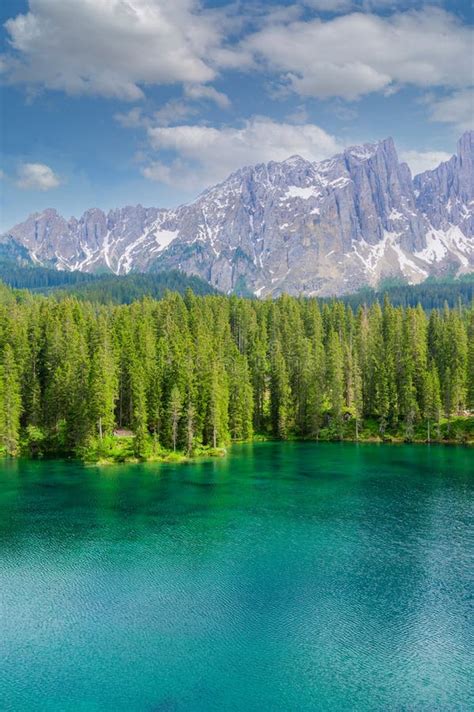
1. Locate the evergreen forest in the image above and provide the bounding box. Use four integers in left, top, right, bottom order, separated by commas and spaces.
0, 284, 472, 461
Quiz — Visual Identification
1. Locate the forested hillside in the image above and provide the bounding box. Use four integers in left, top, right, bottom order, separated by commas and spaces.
0, 262, 99, 291
0, 287, 472, 460
54, 271, 218, 303
333, 275, 474, 311
1, 246, 472, 309
0, 261, 217, 301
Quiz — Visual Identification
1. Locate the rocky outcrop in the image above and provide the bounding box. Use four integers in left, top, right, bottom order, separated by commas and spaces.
2, 132, 473, 296
414, 131, 474, 235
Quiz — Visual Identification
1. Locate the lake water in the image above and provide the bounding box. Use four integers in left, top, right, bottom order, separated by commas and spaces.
0, 442, 473, 711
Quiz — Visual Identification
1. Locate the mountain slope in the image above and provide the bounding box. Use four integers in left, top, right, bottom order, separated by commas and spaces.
49, 271, 218, 303
0, 258, 217, 301
2, 132, 473, 296
323, 274, 474, 311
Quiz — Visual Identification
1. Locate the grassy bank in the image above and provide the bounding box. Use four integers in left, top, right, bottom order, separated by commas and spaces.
81, 436, 227, 466
2, 415, 471, 465
314, 415, 474, 445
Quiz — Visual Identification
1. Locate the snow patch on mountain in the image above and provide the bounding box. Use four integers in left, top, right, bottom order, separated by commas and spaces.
415, 226, 473, 269
2, 132, 473, 296
285, 186, 320, 201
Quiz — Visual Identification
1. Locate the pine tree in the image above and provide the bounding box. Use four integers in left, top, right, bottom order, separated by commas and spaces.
228, 352, 254, 440
467, 310, 474, 411
88, 318, 117, 442
352, 350, 363, 440
168, 384, 182, 452
326, 329, 344, 438
205, 360, 229, 448
270, 340, 291, 439
425, 362, 442, 441
0, 344, 22, 455
185, 401, 195, 455
444, 311, 468, 414
22, 304, 42, 427
306, 337, 325, 439
129, 356, 148, 457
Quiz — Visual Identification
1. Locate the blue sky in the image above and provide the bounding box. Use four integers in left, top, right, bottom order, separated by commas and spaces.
0, 0, 472, 230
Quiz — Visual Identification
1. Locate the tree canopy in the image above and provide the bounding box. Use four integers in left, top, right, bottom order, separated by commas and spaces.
0, 287, 472, 458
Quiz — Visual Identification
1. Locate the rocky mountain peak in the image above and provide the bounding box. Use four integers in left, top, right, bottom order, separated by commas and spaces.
2, 134, 473, 296
458, 130, 474, 162
414, 130, 473, 238
281, 154, 307, 165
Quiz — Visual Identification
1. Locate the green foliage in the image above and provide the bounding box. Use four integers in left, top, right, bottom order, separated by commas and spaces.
0, 344, 22, 455
22, 425, 47, 457
327, 274, 474, 311
0, 266, 217, 302
0, 258, 98, 290
57, 271, 218, 303
0, 284, 471, 462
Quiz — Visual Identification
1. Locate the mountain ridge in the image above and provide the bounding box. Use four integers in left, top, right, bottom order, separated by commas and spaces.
2, 131, 473, 297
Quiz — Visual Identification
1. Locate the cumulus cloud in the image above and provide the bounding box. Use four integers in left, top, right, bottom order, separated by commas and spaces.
400, 150, 452, 177
3, 0, 227, 100
243, 8, 473, 100
2, 1, 469, 108
142, 116, 341, 187
16, 163, 61, 191
428, 90, 474, 132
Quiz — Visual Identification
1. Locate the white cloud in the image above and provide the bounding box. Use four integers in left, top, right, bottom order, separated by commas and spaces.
400, 150, 452, 177
142, 116, 341, 187
286, 105, 310, 124
2, 0, 471, 115
142, 158, 188, 184
304, 1, 444, 12
184, 83, 230, 109
153, 100, 199, 127
115, 84, 230, 133
114, 107, 146, 128
3, 0, 227, 100
303, 1, 353, 11
3, 1, 467, 108
16, 163, 61, 191
428, 90, 474, 132
115, 99, 200, 129
243, 8, 473, 100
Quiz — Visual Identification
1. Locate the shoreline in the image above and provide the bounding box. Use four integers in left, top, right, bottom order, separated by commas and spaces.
87, 437, 473, 466
3, 429, 472, 467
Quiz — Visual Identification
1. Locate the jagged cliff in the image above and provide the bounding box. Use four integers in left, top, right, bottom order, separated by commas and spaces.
3, 132, 473, 296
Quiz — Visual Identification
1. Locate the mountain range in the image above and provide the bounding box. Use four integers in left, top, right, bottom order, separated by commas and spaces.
2, 131, 473, 297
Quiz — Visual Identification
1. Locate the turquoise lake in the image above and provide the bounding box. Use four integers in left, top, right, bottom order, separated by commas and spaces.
0, 442, 473, 711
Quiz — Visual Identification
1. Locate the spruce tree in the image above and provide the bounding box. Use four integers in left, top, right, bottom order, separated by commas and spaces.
326, 329, 344, 438
270, 340, 291, 439
0, 344, 22, 455
88, 318, 118, 442
168, 385, 182, 452
425, 362, 442, 441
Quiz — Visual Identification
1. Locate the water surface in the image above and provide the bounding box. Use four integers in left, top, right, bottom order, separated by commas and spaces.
1, 442, 473, 711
